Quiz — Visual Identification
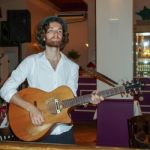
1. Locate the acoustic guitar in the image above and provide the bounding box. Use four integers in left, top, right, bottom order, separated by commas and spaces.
9, 81, 143, 141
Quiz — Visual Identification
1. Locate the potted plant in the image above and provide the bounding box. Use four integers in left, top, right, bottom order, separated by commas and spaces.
67, 49, 80, 62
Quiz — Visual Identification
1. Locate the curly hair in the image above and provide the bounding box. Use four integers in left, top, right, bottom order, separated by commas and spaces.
36, 16, 69, 50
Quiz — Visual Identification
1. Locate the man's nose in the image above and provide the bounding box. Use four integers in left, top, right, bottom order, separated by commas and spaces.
53, 30, 59, 36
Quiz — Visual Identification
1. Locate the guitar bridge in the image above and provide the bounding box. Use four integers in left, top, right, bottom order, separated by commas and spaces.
55, 99, 61, 113
47, 98, 63, 114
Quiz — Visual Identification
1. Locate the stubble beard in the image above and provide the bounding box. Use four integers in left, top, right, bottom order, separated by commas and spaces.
45, 39, 62, 48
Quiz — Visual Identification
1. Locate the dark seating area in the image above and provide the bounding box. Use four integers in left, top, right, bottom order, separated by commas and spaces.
128, 114, 150, 149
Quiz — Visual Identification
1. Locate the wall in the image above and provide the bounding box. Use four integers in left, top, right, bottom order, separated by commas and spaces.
0, 0, 26, 72
84, 0, 96, 64
96, 0, 133, 99
24, 0, 58, 56
64, 21, 88, 69
0, 0, 89, 72
0, 0, 58, 72
1, 0, 147, 75
0, 0, 26, 21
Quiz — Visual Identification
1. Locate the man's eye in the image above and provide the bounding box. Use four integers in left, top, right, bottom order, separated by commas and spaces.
46, 29, 63, 34
58, 30, 63, 33
47, 30, 53, 33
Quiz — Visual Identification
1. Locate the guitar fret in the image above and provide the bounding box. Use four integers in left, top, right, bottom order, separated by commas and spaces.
116, 87, 120, 94
63, 84, 135, 108
120, 86, 125, 93
64, 86, 127, 108
99, 86, 125, 98
113, 87, 119, 95
63, 94, 91, 108
100, 90, 106, 97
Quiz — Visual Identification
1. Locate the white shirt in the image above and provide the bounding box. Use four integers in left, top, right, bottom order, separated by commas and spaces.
0, 51, 79, 135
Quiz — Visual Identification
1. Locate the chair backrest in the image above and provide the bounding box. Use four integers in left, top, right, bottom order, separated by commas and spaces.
128, 114, 150, 148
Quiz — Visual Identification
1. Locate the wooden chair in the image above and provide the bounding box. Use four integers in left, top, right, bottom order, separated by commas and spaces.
128, 114, 150, 149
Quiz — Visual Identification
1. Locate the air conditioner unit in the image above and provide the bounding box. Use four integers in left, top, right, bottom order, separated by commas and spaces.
57, 11, 87, 23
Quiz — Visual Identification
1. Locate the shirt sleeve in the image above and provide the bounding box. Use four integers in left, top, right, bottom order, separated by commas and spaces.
0, 57, 32, 102
67, 63, 79, 96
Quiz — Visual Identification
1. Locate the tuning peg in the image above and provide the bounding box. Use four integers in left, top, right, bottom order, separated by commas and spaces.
130, 91, 134, 96
134, 90, 139, 95
126, 93, 129, 97
139, 96, 144, 101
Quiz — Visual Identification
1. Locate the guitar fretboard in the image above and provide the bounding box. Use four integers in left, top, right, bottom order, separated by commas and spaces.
63, 85, 125, 108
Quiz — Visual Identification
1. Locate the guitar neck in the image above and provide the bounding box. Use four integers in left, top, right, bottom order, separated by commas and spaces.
99, 85, 125, 98
63, 85, 125, 108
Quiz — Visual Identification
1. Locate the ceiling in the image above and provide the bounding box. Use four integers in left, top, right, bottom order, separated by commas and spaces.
48, 0, 88, 12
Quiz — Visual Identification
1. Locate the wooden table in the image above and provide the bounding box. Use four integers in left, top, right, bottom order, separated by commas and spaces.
0, 141, 141, 150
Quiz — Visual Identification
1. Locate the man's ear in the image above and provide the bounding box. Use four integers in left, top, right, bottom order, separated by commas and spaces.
42, 33, 46, 41
43, 35, 46, 41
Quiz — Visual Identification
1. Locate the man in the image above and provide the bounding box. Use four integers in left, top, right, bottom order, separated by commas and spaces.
0, 16, 102, 144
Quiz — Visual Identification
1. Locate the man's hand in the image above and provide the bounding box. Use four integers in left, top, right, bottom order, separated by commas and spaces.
91, 90, 104, 104
10, 93, 45, 126
28, 105, 45, 126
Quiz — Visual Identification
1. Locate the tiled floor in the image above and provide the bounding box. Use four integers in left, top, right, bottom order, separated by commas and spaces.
73, 122, 97, 146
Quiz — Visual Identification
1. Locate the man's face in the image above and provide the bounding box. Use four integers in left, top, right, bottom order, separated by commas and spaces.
45, 21, 63, 48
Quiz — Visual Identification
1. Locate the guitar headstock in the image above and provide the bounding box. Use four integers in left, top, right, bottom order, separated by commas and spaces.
123, 80, 144, 96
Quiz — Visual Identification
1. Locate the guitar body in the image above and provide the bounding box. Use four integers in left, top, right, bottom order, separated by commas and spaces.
8, 86, 74, 141
8, 80, 142, 141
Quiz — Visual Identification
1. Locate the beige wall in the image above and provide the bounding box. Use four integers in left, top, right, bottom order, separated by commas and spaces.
84, 0, 96, 64
64, 21, 88, 69
96, 0, 133, 99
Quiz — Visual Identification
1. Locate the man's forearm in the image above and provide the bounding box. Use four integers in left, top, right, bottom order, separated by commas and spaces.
10, 93, 34, 112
